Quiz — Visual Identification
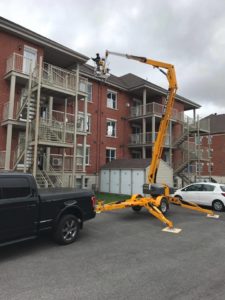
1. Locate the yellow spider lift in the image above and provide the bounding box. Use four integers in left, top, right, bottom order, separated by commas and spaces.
93, 50, 219, 233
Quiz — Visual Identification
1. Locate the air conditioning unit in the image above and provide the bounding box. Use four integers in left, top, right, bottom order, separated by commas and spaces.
52, 157, 62, 167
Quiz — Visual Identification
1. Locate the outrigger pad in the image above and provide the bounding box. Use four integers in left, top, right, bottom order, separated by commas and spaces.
207, 214, 220, 219
162, 227, 182, 234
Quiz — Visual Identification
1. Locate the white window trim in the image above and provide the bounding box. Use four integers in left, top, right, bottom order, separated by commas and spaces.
106, 118, 117, 138
80, 82, 93, 103
77, 111, 91, 133
87, 82, 93, 102
107, 89, 118, 110
77, 144, 90, 166
106, 147, 116, 162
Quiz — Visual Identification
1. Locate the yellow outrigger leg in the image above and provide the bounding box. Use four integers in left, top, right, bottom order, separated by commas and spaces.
96, 194, 182, 234
96, 194, 219, 234
169, 196, 220, 219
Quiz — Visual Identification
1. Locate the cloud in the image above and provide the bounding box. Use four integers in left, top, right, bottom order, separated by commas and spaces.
1, 0, 225, 116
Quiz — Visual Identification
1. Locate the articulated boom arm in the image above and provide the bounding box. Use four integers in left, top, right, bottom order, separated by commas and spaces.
94, 50, 217, 232
104, 50, 177, 183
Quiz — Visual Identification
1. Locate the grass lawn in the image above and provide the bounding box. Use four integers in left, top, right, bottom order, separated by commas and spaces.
95, 192, 131, 204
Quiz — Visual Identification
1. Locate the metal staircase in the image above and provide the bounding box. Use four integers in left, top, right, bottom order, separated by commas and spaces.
172, 129, 189, 148
36, 169, 54, 188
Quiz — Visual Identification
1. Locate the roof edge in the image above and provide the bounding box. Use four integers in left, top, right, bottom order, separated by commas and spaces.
0, 17, 89, 63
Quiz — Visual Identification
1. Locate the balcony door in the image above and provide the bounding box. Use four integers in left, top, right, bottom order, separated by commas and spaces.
23, 46, 37, 74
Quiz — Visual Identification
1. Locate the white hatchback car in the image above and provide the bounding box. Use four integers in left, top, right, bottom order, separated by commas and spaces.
174, 182, 225, 211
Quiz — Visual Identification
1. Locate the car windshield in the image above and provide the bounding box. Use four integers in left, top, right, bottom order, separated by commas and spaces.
220, 185, 225, 192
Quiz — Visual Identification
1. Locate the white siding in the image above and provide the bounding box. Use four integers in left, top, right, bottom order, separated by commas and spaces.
100, 159, 173, 195
121, 170, 132, 195
110, 170, 120, 193
100, 170, 110, 192
132, 170, 145, 194
146, 159, 173, 187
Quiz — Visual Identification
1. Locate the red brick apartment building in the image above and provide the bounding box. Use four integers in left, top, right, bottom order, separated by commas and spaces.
200, 114, 225, 183
0, 17, 210, 189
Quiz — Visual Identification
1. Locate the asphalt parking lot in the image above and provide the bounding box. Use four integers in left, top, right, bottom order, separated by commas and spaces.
1, 205, 225, 300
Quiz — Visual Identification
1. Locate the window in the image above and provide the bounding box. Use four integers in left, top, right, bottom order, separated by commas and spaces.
106, 119, 117, 137
79, 79, 87, 93
106, 148, 116, 163
75, 178, 82, 189
202, 184, 215, 192
84, 178, 89, 188
77, 112, 91, 132
23, 46, 37, 74
220, 185, 225, 192
107, 90, 117, 109
80, 83, 92, 102
132, 151, 142, 159
0, 178, 31, 199
77, 145, 90, 166
87, 83, 93, 102
182, 184, 202, 192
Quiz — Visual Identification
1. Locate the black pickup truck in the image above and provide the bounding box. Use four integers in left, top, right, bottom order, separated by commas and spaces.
0, 172, 96, 246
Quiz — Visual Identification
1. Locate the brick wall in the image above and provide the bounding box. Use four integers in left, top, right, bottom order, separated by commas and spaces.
201, 134, 225, 177
0, 31, 43, 152
86, 81, 132, 174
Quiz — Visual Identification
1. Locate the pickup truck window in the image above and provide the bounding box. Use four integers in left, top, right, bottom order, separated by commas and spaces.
0, 178, 31, 199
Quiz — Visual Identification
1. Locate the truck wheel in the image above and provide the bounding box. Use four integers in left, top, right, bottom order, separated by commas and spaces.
54, 214, 80, 245
159, 198, 169, 214
132, 206, 142, 212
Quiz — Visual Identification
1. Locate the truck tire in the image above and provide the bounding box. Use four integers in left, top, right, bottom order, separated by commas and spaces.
132, 206, 142, 212
54, 214, 80, 245
159, 198, 169, 214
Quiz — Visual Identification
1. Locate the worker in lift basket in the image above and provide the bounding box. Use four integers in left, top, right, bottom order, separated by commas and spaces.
92, 53, 104, 72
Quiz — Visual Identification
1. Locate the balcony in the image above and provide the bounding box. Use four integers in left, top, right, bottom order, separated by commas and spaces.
33, 62, 88, 95
5, 53, 88, 95
129, 102, 184, 122
52, 110, 89, 134
129, 132, 170, 147
5, 53, 32, 75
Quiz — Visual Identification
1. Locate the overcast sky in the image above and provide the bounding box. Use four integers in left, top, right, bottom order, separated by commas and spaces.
1, 0, 225, 117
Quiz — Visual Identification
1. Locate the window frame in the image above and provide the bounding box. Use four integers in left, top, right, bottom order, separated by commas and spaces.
76, 144, 90, 166
107, 90, 117, 110
106, 118, 117, 138
106, 147, 116, 163
87, 82, 93, 102
0, 177, 31, 200
77, 112, 91, 133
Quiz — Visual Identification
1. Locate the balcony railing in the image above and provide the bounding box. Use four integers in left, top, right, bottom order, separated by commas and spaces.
129, 132, 170, 147
34, 62, 88, 94
5, 53, 33, 75
52, 110, 89, 133
6, 53, 88, 94
130, 102, 183, 122
49, 154, 84, 172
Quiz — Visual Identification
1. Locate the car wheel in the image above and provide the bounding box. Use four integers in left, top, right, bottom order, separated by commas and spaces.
54, 214, 80, 245
132, 206, 142, 212
159, 197, 169, 214
212, 200, 224, 212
